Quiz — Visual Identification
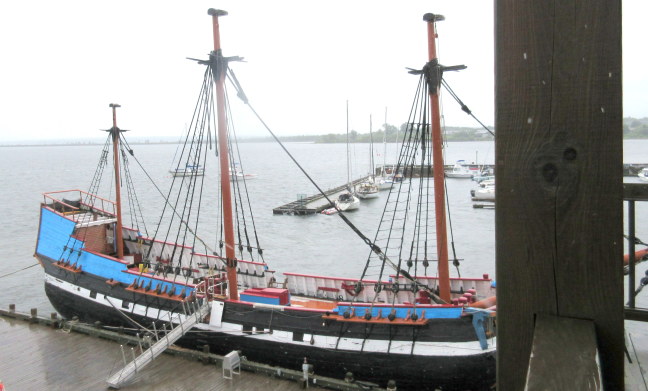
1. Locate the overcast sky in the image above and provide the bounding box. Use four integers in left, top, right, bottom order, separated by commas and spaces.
0, 1, 645, 142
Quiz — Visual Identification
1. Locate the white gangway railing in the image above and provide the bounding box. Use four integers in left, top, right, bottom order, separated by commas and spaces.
106, 300, 210, 389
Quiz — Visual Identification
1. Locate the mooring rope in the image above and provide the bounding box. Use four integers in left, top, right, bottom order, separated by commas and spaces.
0, 263, 39, 279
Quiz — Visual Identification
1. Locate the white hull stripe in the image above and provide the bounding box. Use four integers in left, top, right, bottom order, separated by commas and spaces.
46, 276, 496, 357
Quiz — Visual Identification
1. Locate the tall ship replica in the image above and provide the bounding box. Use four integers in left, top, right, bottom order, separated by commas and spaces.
34, 10, 496, 390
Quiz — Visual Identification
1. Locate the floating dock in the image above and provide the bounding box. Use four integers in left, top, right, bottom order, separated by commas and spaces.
273, 163, 646, 215
273, 175, 371, 215
473, 203, 495, 209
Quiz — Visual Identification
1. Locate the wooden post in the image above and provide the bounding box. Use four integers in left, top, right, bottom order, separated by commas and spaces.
525, 315, 602, 390
495, 1, 623, 389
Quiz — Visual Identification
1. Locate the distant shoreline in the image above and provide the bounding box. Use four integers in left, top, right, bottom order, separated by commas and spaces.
2, 116, 646, 147
5, 136, 648, 148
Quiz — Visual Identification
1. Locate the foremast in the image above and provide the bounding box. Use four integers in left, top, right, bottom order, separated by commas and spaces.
424, 14, 451, 303
208, 9, 239, 301
108, 103, 125, 260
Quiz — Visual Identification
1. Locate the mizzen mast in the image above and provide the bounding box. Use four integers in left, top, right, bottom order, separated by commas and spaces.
423, 14, 451, 302
208, 8, 239, 301
108, 103, 125, 259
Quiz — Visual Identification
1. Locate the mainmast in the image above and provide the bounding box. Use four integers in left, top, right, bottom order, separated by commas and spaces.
423, 14, 451, 302
208, 8, 239, 301
109, 103, 124, 260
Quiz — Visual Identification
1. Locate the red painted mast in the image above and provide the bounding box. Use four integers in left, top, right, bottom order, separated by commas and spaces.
109, 103, 125, 260
423, 14, 451, 303
208, 8, 239, 301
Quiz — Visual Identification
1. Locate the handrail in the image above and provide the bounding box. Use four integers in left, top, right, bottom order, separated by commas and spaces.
42, 189, 116, 217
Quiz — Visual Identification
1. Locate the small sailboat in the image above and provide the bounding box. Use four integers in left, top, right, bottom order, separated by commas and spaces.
168, 125, 206, 177
335, 101, 360, 210
355, 115, 380, 199
471, 178, 496, 201
355, 181, 379, 199
169, 163, 205, 177
34, 10, 495, 390
229, 162, 257, 181
374, 108, 395, 190
334, 189, 360, 211
638, 167, 648, 182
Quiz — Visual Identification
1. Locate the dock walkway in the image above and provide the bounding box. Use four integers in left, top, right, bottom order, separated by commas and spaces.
273, 176, 371, 215
0, 305, 386, 391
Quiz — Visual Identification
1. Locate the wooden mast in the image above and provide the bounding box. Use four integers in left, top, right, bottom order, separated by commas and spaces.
109, 103, 124, 260
423, 14, 451, 303
208, 8, 239, 301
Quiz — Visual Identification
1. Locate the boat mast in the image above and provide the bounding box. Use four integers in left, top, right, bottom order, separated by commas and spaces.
208, 8, 239, 301
109, 103, 125, 260
369, 114, 374, 178
383, 108, 387, 176
346, 100, 350, 187
424, 14, 451, 302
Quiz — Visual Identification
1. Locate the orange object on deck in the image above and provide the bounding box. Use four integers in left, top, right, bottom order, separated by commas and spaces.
470, 295, 497, 309
623, 248, 648, 265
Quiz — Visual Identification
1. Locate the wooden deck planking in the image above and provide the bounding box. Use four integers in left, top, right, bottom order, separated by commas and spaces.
0, 317, 308, 391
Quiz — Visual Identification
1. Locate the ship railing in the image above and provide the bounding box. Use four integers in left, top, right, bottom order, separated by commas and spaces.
43, 189, 116, 218
196, 274, 227, 299
285, 272, 395, 302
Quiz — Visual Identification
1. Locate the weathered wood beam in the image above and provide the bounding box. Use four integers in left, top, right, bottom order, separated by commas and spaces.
525, 314, 602, 390
495, 1, 623, 389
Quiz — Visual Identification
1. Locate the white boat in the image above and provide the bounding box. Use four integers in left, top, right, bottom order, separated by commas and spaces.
355, 115, 380, 199
374, 165, 397, 189
335, 191, 361, 210
229, 169, 257, 181
638, 168, 648, 182
374, 177, 393, 190
471, 179, 495, 201
445, 160, 475, 178
376, 164, 406, 189
229, 162, 257, 181
335, 101, 361, 211
374, 109, 394, 190
355, 181, 379, 199
472, 173, 494, 182
169, 164, 205, 177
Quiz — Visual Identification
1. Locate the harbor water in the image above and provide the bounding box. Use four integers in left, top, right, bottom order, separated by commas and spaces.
1, 140, 648, 390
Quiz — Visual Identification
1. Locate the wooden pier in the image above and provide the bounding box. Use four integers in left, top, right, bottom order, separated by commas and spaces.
273, 175, 371, 215
0, 305, 385, 391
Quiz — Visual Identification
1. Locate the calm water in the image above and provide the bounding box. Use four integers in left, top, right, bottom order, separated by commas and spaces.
1, 139, 648, 389
3, 140, 648, 309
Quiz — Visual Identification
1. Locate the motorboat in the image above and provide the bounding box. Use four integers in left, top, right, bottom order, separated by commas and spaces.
445, 160, 475, 178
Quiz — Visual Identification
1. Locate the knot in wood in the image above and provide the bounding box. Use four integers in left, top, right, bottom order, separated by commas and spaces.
532, 136, 580, 209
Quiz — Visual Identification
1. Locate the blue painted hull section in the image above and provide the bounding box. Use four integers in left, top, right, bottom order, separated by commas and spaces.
37, 207, 193, 297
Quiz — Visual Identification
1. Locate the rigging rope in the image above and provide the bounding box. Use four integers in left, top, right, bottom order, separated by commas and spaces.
226, 68, 443, 302
119, 132, 219, 259
441, 80, 494, 136
0, 263, 39, 279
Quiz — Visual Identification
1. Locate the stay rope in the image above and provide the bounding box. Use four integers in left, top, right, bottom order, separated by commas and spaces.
226, 68, 444, 303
